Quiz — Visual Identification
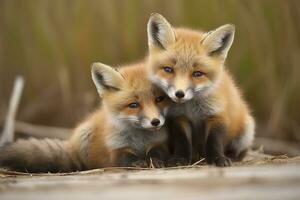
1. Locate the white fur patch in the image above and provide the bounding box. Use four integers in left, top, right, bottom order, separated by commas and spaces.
150, 75, 169, 92
231, 115, 255, 154
184, 88, 194, 102
167, 87, 177, 101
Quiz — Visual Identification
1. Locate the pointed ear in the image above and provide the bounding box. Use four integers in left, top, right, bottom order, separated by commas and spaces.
91, 62, 124, 96
147, 13, 176, 51
202, 24, 235, 58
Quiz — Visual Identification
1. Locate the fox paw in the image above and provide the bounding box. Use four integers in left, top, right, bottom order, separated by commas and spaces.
149, 158, 165, 168
130, 160, 148, 168
166, 156, 189, 167
208, 156, 232, 167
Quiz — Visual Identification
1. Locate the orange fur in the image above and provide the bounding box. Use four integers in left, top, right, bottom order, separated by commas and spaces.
0, 61, 171, 172
69, 62, 170, 169
147, 13, 255, 165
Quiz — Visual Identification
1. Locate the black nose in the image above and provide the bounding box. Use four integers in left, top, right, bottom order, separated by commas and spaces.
151, 118, 160, 127
175, 90, 185, 98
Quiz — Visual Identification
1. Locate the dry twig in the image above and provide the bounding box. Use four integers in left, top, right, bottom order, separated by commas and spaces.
0, 76, 24, 146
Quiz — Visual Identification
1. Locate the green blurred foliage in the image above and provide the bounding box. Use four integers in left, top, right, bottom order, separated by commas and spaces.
0, 0, 299, 142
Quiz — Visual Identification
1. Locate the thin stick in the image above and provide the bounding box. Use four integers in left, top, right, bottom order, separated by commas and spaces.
149, 158, 155, 169
191, 158, 206, 166
0, 76, 24, 146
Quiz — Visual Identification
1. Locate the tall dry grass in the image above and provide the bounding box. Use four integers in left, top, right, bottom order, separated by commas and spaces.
0, 0, 299, 142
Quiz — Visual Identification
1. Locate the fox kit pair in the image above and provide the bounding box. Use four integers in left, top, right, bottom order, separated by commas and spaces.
0, 63, 170, 172
0, 13, 255, 172
147, 13, 255, 166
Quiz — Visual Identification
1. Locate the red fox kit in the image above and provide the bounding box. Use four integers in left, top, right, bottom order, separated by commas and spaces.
0, 62, 170, 172
146, 13, 255, 166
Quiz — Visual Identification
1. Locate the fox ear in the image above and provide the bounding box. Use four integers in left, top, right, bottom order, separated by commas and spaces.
147, 13, 176, 51
91, 62, 124, 96
202, 24, 235, 58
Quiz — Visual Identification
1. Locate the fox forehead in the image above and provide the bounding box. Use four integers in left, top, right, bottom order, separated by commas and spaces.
150, 28, 223, 73
104, 64, 165, 106
173, 28, 206, 54
119, 64, 152, 91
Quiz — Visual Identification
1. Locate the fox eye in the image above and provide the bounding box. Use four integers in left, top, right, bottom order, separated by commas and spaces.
155, 96, 165, 103
128, 102, 140, 109
163, 66, 174, 73
192, 71, 204, 77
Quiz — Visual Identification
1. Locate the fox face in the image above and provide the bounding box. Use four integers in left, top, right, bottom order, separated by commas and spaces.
147, 13, 235, 103
91, 62, 170, 130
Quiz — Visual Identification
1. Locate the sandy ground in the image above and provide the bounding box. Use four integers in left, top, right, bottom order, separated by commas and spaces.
0, 152, 300, 200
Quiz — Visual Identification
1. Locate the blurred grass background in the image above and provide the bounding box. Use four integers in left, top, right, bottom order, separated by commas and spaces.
0, 0, 299, 144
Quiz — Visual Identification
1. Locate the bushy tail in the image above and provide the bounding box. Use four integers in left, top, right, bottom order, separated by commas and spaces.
0, 138, 83, 173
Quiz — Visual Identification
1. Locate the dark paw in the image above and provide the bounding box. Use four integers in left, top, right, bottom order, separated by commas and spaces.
149, 157, 165, 168
130, 160, 148, 168
166, 156, 189, 167
208, 156, 232, 167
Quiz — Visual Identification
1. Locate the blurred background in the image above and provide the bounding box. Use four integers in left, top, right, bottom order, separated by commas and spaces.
0, 0, 299, 153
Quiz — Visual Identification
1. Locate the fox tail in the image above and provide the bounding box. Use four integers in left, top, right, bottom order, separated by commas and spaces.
0, 138, 83, 173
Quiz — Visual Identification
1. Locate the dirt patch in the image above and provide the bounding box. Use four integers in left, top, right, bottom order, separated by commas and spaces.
0, 151, 299, 200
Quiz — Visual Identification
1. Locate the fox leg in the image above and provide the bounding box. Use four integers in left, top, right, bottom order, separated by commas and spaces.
166, 117, 192, 166
112, 148, 147, 168
205, 121, 232, 167
226, 145, 248, 162
192, 119, 207, 163
146, 144, 168, 168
